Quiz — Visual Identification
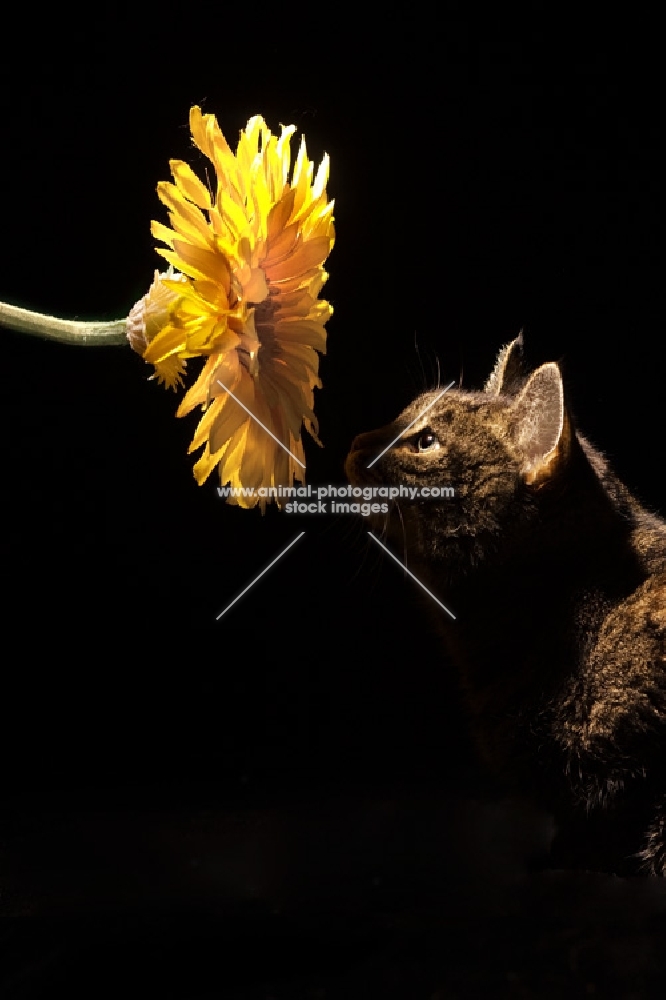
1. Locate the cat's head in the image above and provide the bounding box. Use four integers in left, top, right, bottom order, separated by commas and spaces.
345, 336, 576, 579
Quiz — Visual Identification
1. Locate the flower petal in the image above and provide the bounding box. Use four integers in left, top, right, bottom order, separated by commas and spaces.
169, 159, 212, 210
262, 236, 331, 282
275, 318, 328, 353
171, 240, 233, 287
143, 324, 187, 365
208, 371, 255, 454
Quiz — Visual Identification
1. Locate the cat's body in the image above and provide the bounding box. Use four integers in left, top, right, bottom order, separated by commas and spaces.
345, 337, 666, 876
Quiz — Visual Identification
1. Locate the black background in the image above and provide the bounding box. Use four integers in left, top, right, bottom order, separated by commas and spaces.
1, 10, 664, 998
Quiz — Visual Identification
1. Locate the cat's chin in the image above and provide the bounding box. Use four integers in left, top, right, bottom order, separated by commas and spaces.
369, 508, 470, 567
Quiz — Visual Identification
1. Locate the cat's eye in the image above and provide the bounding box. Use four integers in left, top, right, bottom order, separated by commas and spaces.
416, 430, 440, 453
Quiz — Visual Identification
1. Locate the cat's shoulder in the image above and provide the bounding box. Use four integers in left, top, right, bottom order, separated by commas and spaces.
597, 571, 666, 660
571, 572, 666, 741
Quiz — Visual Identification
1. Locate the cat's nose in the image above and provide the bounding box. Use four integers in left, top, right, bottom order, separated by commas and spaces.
350, 429, 383, 453
345, 442, 371, 484
346, 424, 397, 484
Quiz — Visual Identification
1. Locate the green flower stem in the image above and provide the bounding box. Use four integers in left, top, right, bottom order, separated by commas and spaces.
0, 300, 128, 346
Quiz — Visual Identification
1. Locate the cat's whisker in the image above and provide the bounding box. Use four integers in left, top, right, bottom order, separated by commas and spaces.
325, 503, 361, 544
344, 516, 387, 591
394, 501, 408, 571
412, 332, 445, 394
363, 536, 391, 595
413, 330, 428, 392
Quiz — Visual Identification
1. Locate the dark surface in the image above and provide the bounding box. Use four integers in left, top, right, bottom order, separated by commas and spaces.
2, 786, 666, 997
1, 12, 663, 997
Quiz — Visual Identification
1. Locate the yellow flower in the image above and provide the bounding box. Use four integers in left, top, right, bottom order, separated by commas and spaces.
127, 107, 335, 509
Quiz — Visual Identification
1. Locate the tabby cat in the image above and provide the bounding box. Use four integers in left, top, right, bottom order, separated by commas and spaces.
345, 336, 666, 876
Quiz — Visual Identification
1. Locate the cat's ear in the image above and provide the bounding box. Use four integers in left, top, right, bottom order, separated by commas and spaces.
511, 362, 567, 484
484, 331, 524, 396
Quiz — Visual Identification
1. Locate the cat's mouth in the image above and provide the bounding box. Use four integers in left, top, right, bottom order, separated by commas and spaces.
344, 448, 370, 487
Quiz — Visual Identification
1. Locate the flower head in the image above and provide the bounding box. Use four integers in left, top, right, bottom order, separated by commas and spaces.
127, 107, 335, 508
